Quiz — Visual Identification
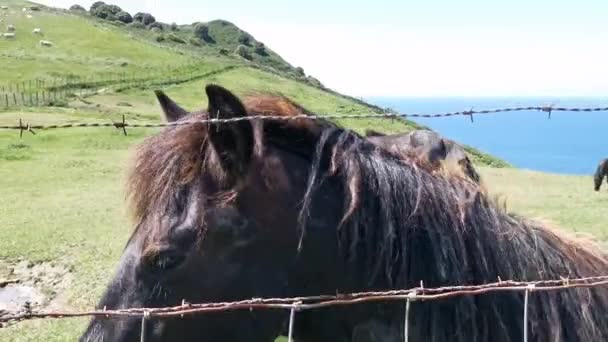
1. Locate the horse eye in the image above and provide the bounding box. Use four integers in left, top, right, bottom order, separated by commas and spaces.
149, 251, 185, 272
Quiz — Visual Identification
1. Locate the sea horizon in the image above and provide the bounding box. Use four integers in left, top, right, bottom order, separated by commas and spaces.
367, 96, 608, 175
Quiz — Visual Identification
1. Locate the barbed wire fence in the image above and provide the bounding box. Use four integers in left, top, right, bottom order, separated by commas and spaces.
1, 276, 608, 342
2, 105, 608, 137
2, 105, 608, 341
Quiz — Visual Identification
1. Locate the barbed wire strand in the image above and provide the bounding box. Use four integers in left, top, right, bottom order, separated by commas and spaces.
2, 276, 608, 325
1, 106, 608, 134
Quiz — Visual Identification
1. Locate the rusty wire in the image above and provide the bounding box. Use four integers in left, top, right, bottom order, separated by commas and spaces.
1, 275, 607, 324
1, 105, 608, 136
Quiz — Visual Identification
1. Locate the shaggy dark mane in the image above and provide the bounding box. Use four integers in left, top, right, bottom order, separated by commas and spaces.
301, 128, 608, 341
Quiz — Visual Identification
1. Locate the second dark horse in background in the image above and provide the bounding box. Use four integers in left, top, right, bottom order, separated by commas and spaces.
365, 129, 481, 183
595, 158, 608, 191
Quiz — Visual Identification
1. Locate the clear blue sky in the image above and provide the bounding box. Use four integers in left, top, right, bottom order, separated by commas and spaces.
44, 0, 608, 97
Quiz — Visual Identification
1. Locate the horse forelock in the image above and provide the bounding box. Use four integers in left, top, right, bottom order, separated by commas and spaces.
126, 95, 333, 232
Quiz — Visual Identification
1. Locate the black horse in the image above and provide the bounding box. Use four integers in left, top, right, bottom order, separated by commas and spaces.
365, 129, 481, 183
595, 158, 608, 191
81, 85, 608, 341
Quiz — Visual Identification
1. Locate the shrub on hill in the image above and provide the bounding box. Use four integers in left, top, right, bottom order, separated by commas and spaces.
127, 21, 145, 29
167, 33, 185, 44
193, 23, 211, 42
133, 12, 155, 25
295, 66, 305, 76
90, 1, 105, 11
91, 3, 122, 20
188, 37, 202, 46
307, 76, 323, 88
115, 11, 132, 23
237, 32, 251, 45
253, 42, 267, 55
170, 22, 178, 31
234, 44, 251, 60
69, 4, 85, 12
148, 22, 163, 30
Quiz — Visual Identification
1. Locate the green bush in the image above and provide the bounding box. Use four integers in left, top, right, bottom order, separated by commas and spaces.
133, 12, 155, 25
115, 11, 132, 23
237, 33, 251, 45
148, 22, 163, 30
155, 33, 165, 42
167, 33, 185, 44
90, 1, 105, 11
188, 37, 202, 46
69, 4, 85, 12
193, 23, 210, 42
127, 21, 145, 29
234, 44, 251, 60
253, 42, 266, 55
295, 66, 305, 76
170, 22, 178, 31
91, 3, 122, 20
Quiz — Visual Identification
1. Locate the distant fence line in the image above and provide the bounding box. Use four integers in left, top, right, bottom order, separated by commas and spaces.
0, 62, 240, 108
1, 105, 608, 137
1, 275, 607, 342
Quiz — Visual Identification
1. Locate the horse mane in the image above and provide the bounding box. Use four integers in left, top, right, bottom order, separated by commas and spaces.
300, 129, 608, 340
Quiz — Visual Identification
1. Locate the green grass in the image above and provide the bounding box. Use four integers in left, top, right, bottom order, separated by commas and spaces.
0, 0, 197, 82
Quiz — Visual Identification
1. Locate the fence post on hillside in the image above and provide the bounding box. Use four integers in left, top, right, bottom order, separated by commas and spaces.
404, 292, 416, 342
21, 92, 25, 105
4, 94, 8, 108
287, 302, 301, 342
42, 91, 46, 104
29, 93, 33, 106
36, 92, 39, 106
13, 92, 17, 106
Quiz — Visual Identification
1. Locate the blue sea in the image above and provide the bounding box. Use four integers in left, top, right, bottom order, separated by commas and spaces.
367, 97, 608, 175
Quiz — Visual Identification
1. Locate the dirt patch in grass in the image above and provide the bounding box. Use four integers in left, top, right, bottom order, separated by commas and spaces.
0, 260, 72, 328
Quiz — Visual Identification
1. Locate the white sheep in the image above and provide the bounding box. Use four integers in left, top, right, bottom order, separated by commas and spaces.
22, 7, 27, 12
26, 14, 32, 19
7, 24, 15, 31
39, 39, 53, 47
32, 28, 41, 34
3, 32, 15, 38
0, 6, 8, 10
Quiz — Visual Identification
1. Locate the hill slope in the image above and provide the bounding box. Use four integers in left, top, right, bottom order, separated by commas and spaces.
0, 0, 507, 167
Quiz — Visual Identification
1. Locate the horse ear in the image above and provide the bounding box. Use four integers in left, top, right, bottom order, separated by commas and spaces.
155, 90, 189, 122
205, 84, 253, 178
437, 139, 449, 159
